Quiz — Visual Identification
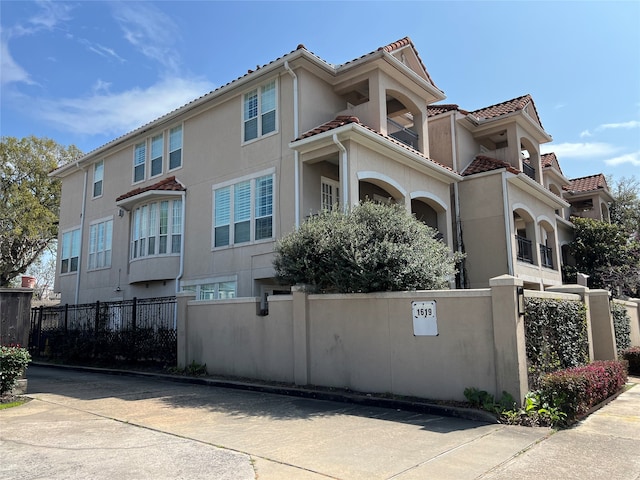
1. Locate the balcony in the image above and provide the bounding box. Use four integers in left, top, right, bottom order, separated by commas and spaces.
522, 162, 536, 180
516, 235, 534, 264
387, 118, 418, 150
540, 244, 554, 269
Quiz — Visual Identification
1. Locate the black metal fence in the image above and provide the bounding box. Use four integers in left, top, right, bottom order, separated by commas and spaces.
29, 296, 177, 367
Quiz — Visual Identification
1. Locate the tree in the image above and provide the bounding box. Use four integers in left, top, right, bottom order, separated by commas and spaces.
0, 136, 82, 287
564, 216, 640, 298
273, 201, 463, 293
608, 175, 640, 240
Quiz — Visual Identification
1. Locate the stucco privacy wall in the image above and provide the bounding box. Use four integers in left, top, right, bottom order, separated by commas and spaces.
616, 299, 640, 347
178, 275, 533, 403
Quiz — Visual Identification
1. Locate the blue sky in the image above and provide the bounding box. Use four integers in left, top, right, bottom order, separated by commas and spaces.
1, 1, 639, 181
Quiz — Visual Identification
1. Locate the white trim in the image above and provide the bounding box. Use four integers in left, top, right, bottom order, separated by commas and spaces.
241, 77, 279, 145
92, 160, 104, 199
409, 191, 448, 211
212, 167, 276, 190
356, 171, 408, 199
168, 123, 184, 172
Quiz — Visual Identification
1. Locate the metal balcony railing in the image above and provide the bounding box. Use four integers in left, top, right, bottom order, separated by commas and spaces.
516, 235, 534, 264
387, 118, 419, 150
522, 162, 536, 180
540, 244, 554, 269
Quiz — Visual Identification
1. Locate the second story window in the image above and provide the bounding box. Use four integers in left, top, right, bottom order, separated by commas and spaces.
243, 80, 276, 142
134, 142, 146, 183
61, 228, 81, 274
131, 198, 182, 259
150, 134, 163, 177
169, 125, 182, 170
88, 219, 113, 270
93, 160, 104, 198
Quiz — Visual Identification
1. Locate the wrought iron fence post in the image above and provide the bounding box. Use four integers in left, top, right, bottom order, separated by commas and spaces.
64, 304, 69, 334
37, 306, 44, 355
132, 297, 137, 331
95, 300, 100, 336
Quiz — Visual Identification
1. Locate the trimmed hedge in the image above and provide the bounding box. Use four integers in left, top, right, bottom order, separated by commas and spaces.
539, 360, 627, 422
621, 346, 640, 376
1, 345, 32, 395
611, 302, 631, 352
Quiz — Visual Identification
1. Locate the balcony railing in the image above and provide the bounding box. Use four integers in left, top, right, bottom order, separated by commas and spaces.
516, 235, 534, 264
522, 162, 536, 180
540, 244, 554, 269
387, 118, 418, 150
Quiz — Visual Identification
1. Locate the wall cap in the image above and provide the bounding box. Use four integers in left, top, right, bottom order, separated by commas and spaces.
489, 275, 523, 287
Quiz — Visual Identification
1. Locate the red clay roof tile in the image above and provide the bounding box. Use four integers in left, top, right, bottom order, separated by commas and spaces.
462, 155, 521, 176
541, 152, 565, 176
427, 104, 469, 117
116, 176, 186, 202
564, 174, 609, 193
470, 94, 544, 130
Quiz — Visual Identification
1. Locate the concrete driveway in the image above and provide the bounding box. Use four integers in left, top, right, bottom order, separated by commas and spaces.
1, 366, 638, 479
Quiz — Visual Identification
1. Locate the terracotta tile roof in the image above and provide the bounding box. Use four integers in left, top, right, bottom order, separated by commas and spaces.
462, 155, 521, 176
541, 152, 565, 175
564, 174, 609, 193
294, 116, 456, 174
427, 104, 469, 117
116, 176, 186, 202
470, 94, 544, 130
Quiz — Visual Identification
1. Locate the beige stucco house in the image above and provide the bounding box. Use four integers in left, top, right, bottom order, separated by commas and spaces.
51, 37, 463, 304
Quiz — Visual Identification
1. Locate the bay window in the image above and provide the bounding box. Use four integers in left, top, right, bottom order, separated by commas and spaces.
131, 198, 182, 259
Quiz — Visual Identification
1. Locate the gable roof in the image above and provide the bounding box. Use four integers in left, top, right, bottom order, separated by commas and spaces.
427, 104, 469, 117
116, 176, 186, 202
541, 152, 565, 175
462, 155, 521, 176
470, 94, 545, 131
294, 115, 456, 174
564, 174, 609, 194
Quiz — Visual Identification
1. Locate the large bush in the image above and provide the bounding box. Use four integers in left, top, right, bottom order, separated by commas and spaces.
274, 201, 463, 293
0, 345, 31, 395
621, 346, 640, 375
524, 298, 589, 388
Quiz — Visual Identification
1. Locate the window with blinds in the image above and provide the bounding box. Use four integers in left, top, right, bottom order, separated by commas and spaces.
243, 79, 277, 142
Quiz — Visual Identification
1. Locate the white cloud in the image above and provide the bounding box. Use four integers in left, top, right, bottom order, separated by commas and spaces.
540, 142, 620, 158
33, 77, 214, 136
78, 38, 125, 62
579, 129, 591, 138
604, 151, 640, 167
113, 3, 181, 72
598, 120, 640, 130
0, 40, 35, 85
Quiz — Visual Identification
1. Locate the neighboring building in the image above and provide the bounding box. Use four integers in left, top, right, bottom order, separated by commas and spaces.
51, 38, 461, 304
51, 37, 613, 303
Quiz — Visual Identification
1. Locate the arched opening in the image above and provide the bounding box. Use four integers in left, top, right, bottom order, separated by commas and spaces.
514, 208, 536, 264
357, 172, 406, 206
538, 220, 557, 269
411, 198, 444, 241
549, 184, 564, 217
386, 89, 422, 152
600, 202, 610, 222
520, 137, 540, 182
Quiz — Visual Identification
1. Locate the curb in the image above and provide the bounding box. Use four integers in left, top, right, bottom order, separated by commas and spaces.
32, 362, 499, 424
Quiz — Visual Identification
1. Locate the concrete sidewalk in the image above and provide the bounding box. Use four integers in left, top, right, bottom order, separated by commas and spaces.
1, 366, 638, 480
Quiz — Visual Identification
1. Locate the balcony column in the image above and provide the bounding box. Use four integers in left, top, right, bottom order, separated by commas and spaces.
369, 71, 386, 134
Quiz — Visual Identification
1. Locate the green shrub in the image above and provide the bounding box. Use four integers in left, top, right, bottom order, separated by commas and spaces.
621, 346, 640, 375
273, 201, 463, 293
0, 345, 32, 395
538, 360, 627, 422
611, 302, 631, 352
524, 298, 589, 388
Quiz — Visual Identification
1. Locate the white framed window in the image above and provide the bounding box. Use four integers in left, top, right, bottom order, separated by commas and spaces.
88, 218, 113, 270
169, 125, 182, 170
321, 177, 340, 211
93, 160, 104, 198
182, 278, 237, 300
131, 198, 182, 259
213, 172, 274, 248
243, 79, 277, 142
61, 228, 81, 274
133, 142, 146, 183
150, 134, 163, 177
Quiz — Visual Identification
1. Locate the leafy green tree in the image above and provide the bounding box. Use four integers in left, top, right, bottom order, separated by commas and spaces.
564, 216, 640, 297
273, 201, 463, 293
608, 175, 640, 240
0, 136, 82, 287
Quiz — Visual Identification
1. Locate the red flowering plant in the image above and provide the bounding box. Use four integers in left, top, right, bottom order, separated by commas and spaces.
0, 344, 32, 395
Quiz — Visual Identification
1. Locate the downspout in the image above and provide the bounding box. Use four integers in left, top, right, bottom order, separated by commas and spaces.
450, 113, 465, 288
284, 61, 300, 227
74, 165, 88, 305
174, 191, 186, 329
502, 171, 514, 276
332, 134, 349, 212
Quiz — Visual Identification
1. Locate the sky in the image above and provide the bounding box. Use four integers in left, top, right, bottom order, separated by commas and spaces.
1, 0, 639, 182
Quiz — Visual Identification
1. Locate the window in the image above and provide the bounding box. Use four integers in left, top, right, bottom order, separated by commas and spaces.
61, 228, 81, 274
182, 280, 237, 300
213, 173, 274, 247
93, 161, 104, 198
150, 134, 163, 177
243, 80, 276, 142
131, 198, 182, 259
88, 219, 113, 270
321, 177, 340, 211
169, 125, 182, 170
134, 142, 146, 183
